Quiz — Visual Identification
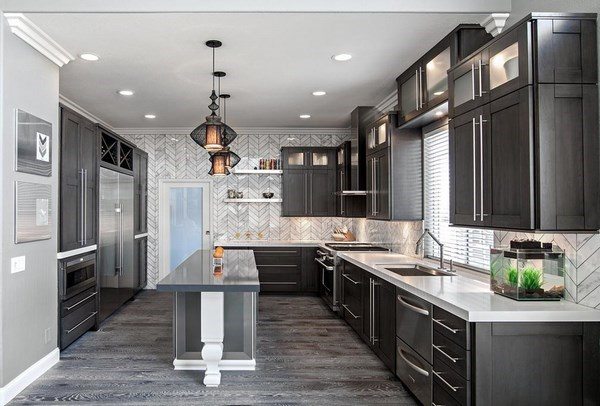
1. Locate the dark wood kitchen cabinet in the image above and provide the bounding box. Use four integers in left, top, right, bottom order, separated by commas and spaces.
366, 114, 422, 221
396, 24, 492, 127
59, 106, 98, 252
133, 148, 148, 234
449, 13, 597, 118
282, 147, 336, 217
134, 236, 147, 289
98, 126, 134, 174
449, 13, 599, 231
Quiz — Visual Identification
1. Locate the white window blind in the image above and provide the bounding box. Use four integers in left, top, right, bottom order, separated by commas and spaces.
423, 126, 494, 270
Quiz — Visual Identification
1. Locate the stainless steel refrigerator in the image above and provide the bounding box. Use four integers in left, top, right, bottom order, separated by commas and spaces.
98, 167, 136, 322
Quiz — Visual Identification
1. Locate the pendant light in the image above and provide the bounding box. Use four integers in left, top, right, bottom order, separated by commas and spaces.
208, 150, 230, 177
190, 40, 236, 152
219, 94, 240, 169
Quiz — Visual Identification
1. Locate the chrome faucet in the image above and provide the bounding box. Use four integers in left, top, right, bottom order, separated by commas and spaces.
415, 228, 451, 271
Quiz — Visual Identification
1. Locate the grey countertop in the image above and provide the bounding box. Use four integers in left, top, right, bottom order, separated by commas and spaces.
156, 249, 260, 293
214, 239, 325, 247
339, 252, 600, 322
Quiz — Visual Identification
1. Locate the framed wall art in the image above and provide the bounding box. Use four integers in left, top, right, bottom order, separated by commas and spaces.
15, 109, 52, 176
14, 181, 52, 243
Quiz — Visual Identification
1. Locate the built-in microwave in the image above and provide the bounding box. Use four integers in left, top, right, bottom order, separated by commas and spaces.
60, 253, 96, 300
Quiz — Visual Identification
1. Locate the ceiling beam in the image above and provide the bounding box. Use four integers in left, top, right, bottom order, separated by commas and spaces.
1, 0, 511, 14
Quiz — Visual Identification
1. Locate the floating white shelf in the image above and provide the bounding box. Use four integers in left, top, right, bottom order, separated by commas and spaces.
231, 169, 283, 175
223, 198, 282, 203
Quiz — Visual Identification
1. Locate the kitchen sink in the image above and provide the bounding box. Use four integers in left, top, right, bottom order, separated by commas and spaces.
385, 265, 453, 277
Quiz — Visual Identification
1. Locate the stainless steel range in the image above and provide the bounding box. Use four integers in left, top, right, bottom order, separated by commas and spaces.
315, 243, 389, 312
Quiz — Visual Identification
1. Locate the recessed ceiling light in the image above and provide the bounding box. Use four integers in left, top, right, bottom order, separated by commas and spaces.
79, 53, 99, 61
299, 114, 311, 119
332, 53, 352, 62
433, 91, 444, 96
435, 111, 444, 117
312, 91, 326, 96
118, 89, 134, 96
144, 114, 156, 119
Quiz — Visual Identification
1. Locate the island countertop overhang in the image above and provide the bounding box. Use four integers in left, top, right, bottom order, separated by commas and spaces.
156, 249, 260, 293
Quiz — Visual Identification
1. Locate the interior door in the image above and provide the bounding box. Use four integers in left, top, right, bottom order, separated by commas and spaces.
159, 180, 212, 280
449, 107, 483, 227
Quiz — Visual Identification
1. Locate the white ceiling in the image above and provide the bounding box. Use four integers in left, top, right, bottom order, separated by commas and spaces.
27, 12, 488, 128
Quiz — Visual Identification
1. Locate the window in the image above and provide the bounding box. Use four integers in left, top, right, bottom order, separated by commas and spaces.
423, 125, 494, 270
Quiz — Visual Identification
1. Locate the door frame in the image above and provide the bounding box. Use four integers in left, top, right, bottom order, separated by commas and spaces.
158, 178, 213, 281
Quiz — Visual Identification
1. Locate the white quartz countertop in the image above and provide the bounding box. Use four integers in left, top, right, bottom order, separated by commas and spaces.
338, 252, 600, 323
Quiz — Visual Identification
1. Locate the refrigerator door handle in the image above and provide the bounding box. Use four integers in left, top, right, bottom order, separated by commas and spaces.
80, 169, 85, 245
120, 203, 124, 276
115, 204, 122, 276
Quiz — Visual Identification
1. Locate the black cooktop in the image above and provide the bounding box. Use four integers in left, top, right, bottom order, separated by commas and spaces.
325, 243, 389, 252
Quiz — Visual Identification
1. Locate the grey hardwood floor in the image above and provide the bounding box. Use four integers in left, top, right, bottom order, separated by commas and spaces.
11, 291, 416, 405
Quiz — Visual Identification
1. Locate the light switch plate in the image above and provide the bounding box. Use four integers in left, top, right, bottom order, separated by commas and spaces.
11, 256, 25, 273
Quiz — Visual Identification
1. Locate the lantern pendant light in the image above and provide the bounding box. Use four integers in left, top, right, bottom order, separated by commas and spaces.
190, 40, 236, 152
219, 94, 240, 169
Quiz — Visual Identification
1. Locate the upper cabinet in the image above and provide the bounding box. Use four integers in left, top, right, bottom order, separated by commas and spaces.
366, 115, 389, 154
99, 126, 135, 173
449, 13, 599, 231
59, 106, 98, 252
449, 14, 598, 117
282, 147, 336, 217
366, 114, 423, 221
397, 24, 492, 127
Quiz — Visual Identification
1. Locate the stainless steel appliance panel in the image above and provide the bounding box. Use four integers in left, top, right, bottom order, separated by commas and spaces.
118, 172, 136, 292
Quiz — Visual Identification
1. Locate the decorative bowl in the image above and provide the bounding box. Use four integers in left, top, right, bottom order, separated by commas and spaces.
262, 192, 274, 199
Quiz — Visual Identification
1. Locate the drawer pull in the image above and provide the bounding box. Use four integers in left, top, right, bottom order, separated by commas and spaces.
261, 282, 298, 285
341, 304, 361, 319
316, 250, 328, 257
433, 318, 462, 334
433, 370, 462, 393
432, 403, 444, 406
397, 295, 429, 316
397, 347, 429, 377
342, 273, 361, 285
257, 264, 298, 268
314, 258, 334, 270
255, 250, 298, 254
433, 344, 460, 363
66, 311, 97, 334
65, 291, 97, 311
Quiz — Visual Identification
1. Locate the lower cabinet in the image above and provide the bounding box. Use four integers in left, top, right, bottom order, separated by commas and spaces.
134, 236, 147, 289
340, 260, 396, 371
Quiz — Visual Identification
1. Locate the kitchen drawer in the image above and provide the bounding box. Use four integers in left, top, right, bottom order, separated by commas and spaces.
60, 298, 97, 349
396, 337, 432, 406
433, 306, 469, 350
397, 287, 433, 363
252, 247, 302, 256
433, 358, 470, 406
253, 248, 302, 266
258, 266, 300, 292
61, 286, 97, 318
433, 331, 470, 380
433, 382, 462, 406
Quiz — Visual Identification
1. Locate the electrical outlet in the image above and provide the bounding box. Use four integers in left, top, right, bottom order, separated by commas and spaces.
44, 328, 51, 344
11, 256, 25, 273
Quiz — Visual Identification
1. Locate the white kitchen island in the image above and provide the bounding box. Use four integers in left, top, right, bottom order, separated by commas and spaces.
156, 249, 259, 387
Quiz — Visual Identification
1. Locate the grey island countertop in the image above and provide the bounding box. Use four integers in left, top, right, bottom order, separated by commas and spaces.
156, 249, 260, 292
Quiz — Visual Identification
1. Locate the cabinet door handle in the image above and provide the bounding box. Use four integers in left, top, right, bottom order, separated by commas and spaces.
433, 344, 461, 363
472, 117, 477, 221
419, 66, 424, 108
433, 318, 462, 334
304, 172, 308, 215
478, 59, 487, 96
471, 63, 476, 100
340, 170, 344, 214
373, 158, 378, 216
433, 370, 462, 392
415, 69, 419, 110
342, 304, 361, 319
398, 347, 430, 377
397, 295, 429, 316
342, 273, 361, 285
80, 169, 85, 245
84, 169, 88, 244
479, 114, 486, 221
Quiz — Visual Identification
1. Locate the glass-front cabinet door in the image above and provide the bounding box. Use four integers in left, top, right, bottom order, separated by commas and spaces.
425, 46, 451, 104
448, 52, 487, 117
486, 22, 531, 101
282, 148, 308, 169
366, 116, 390, 155
396, 60, 423, 123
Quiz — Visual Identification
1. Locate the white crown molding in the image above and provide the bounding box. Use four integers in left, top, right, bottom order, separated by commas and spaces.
59, 94, 115, 130
114, 127, 351, 136
481, 13, 510, 37
375, 89, 398, 113
4, 13, 74, 67
0, 348, 59, 405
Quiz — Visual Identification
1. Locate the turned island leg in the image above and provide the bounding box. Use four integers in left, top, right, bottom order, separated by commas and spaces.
200, 291, 224, 387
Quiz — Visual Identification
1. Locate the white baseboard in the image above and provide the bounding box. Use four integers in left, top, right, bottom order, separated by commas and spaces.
0, 348, 59, 406
173, 358, 256, 371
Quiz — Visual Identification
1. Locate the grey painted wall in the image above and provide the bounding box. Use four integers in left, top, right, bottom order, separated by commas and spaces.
0, 13, 60, 386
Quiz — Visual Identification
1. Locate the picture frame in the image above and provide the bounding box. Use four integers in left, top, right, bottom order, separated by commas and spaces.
15, 109, 52, 176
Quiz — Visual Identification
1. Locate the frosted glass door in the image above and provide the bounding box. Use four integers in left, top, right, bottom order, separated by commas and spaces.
159, 180, 212, 278
426, 47, 451, 101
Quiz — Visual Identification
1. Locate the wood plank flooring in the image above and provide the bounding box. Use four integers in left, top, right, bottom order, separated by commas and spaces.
11, 291, 416, 405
